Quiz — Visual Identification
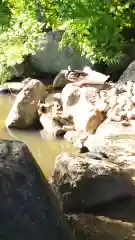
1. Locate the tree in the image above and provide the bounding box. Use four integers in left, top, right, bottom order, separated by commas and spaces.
44, 0, 134, 65
0, 0, 44, 83
0, 0, 135, 83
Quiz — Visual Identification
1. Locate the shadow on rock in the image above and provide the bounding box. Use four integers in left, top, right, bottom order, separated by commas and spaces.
90, 196, 135, 224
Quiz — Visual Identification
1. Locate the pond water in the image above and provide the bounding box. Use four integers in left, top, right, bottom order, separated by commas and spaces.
0, 94, 77, 178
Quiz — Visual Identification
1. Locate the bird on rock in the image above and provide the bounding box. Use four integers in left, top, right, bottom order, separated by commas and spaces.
65, 65, 110, 87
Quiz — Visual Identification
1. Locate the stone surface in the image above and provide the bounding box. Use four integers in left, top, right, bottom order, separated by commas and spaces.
37, 99, 74, 138
61, 83, 105, 117
8, 82, 25, 94
84, 135, 135, 183
11, 63, 25, 78
54, 66, 110, 89
95, 120, 135, 138
74, 109, 105, 133
66, 214, 135, 240
61, 84, 106, 133
39, 113, 66, 138
53, 70, 70, 89
6, 79, 47, 129
64, 130, 88, 149
118, 60, 135, 84
0, 140, 73, 240
83, 66, 110, 84
31, 30, 91, 74
51, 152, 135, 212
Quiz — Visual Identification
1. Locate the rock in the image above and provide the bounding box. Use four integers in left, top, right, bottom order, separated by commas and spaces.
37, 100, 73, 137
61, 83, 104, 117
53, 92, 62, 102
39, 113, 66, 138
8, 82, 25, 94
31, 30, 91, 74
66, 214, 135, 240
64, 66, 110, 88
11, 63, 25, 78
73, 109, 105, 134
51, 152, 134, 212
64, 130, 88, 149
64, 130, 79, 142
118, 60, 135, 84
0, 85, 9, 94
22, 77, 32, 85
6, 79, 47, 129
83, 66, 110, 84
84, 134, 108, 151
61, 83, 81, 117
7, 78, 32, 94
0, 140, 73, 240
84, 120, 135, 152
95, 120, 135, 137
61, 84, 106, 133
53, 70, 70, 89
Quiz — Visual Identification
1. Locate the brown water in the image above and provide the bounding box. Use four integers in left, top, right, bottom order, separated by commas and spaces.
0, 94, 77, 178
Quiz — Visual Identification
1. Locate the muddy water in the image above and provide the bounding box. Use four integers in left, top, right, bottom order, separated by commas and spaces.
0, 94, 77, 178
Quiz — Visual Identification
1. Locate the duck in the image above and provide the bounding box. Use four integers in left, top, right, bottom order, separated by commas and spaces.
65, 65, 88, 82
65, 65, 110, 86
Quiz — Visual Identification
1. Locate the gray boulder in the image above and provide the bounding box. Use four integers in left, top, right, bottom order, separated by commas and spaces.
51, 152, 134, 212
53, 70, 70, 89
6, 79, 47, 129
0, 140, 73, 240
11, 63, 25, 78
31, 30, 91, 74
118, 60, 135, 84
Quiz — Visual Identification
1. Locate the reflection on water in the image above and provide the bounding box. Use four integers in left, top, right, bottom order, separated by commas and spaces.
0, 94, 77, 178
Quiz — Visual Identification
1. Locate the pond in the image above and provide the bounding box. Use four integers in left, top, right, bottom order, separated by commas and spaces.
0, 94, 77, 178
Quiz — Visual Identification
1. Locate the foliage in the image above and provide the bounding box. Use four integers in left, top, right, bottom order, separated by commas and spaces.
44, 0, 134, 65
0, 0, 135, 83
0, 0, 44, 83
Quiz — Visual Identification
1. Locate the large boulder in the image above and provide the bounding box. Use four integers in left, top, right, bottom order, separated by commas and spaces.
118, 60, 135, 84
51, 152, 135, 213
61, 84, 106, 133
0, 140, 73, 240
6, 79, 47, 129
31, 30, 91, 74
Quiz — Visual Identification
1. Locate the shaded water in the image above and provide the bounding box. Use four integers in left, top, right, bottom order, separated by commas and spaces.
0, 94, 77, 178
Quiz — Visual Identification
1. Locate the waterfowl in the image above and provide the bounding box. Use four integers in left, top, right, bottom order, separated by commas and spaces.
65, 65, 88, 82
65, 65, 110, 86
